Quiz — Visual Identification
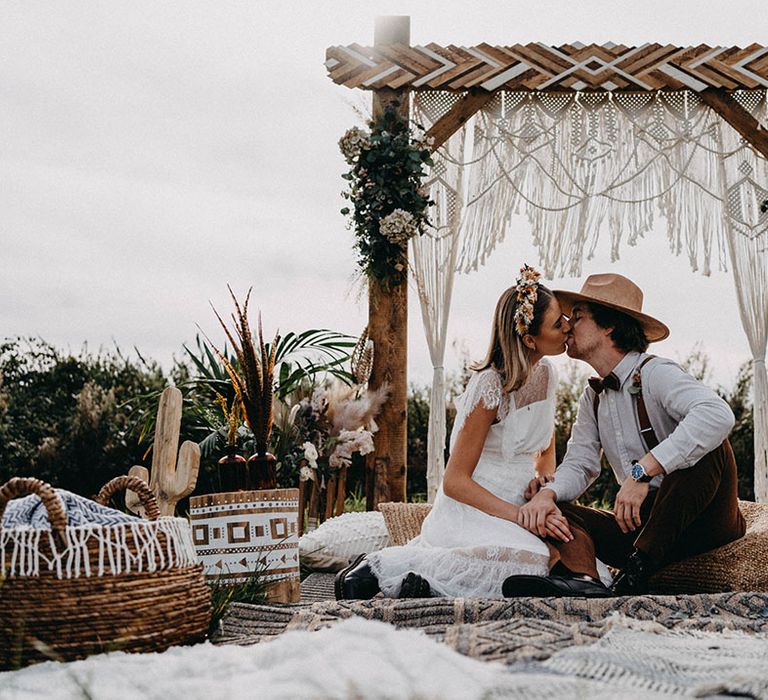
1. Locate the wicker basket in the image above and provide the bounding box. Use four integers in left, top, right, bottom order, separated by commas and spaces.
0, 476, 211, 669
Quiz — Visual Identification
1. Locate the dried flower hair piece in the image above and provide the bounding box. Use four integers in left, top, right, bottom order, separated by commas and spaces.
513, 264, 541, 336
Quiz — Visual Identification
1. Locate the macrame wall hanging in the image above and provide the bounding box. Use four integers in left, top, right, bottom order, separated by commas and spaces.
410, 89, 768, 502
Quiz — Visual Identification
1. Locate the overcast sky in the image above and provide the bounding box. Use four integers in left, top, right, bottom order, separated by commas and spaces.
2, 1, 765, 390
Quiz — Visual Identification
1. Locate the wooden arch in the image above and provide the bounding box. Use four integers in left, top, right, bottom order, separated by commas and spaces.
326, 17, 768, 505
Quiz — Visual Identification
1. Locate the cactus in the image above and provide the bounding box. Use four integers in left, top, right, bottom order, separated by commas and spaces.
126, 387, 200, 517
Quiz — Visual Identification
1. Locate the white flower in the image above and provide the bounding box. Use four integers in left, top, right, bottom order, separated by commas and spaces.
329, 429, 375, 469
302, 441, 319, 469
338, 127, 371, 165
413, 134, 436, 149
299, 465, 314, 482
379, 209, 418, 247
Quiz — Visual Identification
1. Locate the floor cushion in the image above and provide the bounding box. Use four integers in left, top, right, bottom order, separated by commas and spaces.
299, 510, 390, 571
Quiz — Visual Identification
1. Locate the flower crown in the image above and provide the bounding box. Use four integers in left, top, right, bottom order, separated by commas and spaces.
513, 264, 541, 336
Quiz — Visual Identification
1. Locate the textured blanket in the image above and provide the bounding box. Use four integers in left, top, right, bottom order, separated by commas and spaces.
3, 615, 768, 699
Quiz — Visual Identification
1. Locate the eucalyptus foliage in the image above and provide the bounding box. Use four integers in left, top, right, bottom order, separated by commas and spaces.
340, 101, 434, 287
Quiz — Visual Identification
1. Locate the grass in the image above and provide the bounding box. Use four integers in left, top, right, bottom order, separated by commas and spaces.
207, 565, 269, 638
344, 485, 428, 513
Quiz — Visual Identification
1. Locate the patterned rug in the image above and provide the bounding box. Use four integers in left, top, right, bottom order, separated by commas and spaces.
217, 580, 768, 668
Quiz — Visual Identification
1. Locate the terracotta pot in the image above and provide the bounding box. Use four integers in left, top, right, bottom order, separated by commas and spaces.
247, 451, 277, 490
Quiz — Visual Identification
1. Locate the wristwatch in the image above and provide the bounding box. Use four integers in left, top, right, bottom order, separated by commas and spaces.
630, 459, 653, 483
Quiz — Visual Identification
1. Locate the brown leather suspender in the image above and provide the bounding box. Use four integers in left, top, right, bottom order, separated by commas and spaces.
592, 355, 660, 451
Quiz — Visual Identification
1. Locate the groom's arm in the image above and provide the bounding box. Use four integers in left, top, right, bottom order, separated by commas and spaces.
642, 360, 735, 474
542, 387, 604, 502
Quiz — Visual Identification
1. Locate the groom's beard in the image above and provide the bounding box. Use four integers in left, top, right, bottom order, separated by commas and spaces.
565, 333, 597, 362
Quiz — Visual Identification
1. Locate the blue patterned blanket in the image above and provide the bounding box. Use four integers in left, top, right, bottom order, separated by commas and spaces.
2, 489, 138, 529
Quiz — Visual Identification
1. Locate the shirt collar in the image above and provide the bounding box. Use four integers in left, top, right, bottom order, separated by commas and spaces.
610, 351, 642, 388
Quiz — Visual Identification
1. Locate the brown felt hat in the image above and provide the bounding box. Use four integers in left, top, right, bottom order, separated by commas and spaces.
553, 273, 670, 342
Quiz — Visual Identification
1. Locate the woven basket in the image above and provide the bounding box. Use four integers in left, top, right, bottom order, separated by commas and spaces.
378, 502, 433, 546
0, 476, 211, 669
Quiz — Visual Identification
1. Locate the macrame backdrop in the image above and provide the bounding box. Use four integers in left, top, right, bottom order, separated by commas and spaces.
410, 89, 768, 502
410, 94, 466, 503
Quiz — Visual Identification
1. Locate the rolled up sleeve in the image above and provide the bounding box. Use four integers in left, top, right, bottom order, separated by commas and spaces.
645, 361, 735, 473
544, 388, 603, 502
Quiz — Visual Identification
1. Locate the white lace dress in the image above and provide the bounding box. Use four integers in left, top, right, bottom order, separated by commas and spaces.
368, 360, 608, 598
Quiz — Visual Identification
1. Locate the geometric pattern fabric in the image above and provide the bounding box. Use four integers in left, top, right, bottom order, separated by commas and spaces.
326, 42, 768, 93
189, 489, 299, 585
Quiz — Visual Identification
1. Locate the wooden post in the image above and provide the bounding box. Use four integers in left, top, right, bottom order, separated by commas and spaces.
367, 16, 410, 508
700, 89, 768, 161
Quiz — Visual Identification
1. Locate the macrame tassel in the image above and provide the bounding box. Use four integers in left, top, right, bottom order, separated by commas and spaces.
1, 518, 200, 580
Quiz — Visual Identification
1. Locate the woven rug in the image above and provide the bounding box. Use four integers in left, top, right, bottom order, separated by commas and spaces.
218, 590, 768, 667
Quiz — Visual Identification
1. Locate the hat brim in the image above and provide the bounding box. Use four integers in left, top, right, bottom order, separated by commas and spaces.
553, 290, 670, 343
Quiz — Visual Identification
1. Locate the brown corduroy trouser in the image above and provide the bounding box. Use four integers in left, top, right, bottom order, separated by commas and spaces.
548, 440, 746, 579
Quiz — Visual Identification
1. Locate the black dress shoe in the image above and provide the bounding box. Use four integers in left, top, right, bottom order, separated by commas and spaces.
502, 573, 614, 598
334, 554, 381, 600
398, 572, 431, 598
611, 549, 654, 596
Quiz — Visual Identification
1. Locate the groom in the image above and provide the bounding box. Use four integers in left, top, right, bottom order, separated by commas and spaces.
504, 273, 745, 598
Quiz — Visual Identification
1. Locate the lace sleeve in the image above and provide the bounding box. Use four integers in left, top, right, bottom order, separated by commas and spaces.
450, 369, 504, 447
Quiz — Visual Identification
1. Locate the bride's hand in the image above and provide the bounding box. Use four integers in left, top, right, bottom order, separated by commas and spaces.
518, 491, 557, 536
523, 473, 554, 501
543, 513, 573, 543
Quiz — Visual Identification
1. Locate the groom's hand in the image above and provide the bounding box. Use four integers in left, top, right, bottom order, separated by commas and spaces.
524, 473, 553, 501
613, 479, 650, 533
543, 512, 574, 543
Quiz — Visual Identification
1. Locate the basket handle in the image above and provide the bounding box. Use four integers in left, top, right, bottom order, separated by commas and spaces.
0, 477, 68, 543
95, 475, 160, 521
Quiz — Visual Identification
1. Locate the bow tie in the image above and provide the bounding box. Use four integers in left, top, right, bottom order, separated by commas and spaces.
588, 372, 621, 394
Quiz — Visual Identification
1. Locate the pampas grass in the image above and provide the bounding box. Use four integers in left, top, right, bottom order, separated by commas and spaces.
322, 382, 389, 437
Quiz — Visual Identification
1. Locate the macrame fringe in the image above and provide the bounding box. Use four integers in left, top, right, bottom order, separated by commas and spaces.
1, 517, 198, 579
412, 89, 768, 502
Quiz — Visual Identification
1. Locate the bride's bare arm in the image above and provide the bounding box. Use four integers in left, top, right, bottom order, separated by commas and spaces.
525, 433, 557, 499
442, 404, 521, 522
533, 432, 556, 478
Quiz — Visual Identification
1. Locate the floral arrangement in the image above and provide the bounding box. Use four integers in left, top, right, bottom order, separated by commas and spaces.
339, 101, 434, 287
513, 264, 541, 336
276, 327, 385, 489
280, 382, 388, 489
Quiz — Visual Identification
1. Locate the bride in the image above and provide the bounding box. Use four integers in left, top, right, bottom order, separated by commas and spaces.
335, 265, 610, 600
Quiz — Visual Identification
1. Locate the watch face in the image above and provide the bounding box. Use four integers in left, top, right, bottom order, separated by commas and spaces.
631, 463, 644, 481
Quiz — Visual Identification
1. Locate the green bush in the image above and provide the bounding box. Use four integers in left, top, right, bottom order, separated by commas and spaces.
0, 338, 168, 496
0, 339, 756, 509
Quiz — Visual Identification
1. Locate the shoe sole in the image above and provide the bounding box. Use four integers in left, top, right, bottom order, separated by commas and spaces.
502, 575, 566, 598
334, 553, 367, 601
502, 575, 614, 599
398, 572, 431, 599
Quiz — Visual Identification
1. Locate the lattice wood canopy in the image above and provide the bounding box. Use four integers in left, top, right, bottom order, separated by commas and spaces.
325, 43, 768, 93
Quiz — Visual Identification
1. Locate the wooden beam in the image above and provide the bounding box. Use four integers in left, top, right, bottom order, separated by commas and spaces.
367, 15, 410, 508
426, 91, 496, 151
700, 89, 768, 161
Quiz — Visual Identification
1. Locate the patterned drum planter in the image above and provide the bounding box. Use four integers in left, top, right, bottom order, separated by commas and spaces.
189, 488, 300, 603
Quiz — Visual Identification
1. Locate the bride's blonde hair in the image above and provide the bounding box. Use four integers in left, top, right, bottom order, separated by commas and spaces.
473, 282, 554, 392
